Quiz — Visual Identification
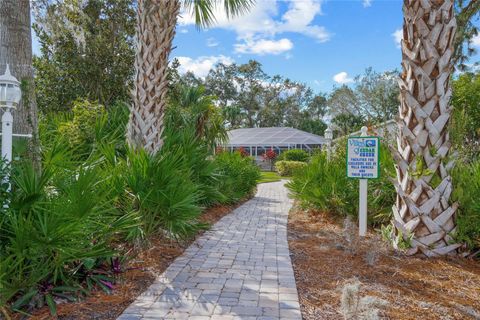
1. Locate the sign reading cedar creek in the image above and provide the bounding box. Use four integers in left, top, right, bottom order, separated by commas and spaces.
347, 136, 380, 179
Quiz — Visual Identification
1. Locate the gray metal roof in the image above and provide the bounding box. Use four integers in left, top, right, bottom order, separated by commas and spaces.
226, 127, 326, 146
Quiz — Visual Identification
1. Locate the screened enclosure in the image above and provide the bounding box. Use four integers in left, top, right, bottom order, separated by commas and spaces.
224, 127, 326, 157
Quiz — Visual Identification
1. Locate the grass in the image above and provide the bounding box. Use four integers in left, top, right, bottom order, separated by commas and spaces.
258, 171, 291, 183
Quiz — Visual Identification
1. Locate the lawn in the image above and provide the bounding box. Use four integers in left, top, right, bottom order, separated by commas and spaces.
258, 171, 291, 183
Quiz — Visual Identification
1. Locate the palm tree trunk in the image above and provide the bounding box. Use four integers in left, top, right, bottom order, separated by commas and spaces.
0, 0, 40, 165
127, 0, 180, 153
392, 0, 461, 256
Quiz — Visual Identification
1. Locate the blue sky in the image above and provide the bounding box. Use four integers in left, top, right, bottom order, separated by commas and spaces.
32, 0, 480, 94
173, 0, 480, 93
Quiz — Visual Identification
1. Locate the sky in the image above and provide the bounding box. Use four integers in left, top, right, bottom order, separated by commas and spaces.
173, 0, 480, 93
32, 0, 480, 94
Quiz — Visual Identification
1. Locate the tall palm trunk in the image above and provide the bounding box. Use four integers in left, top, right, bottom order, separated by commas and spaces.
0, 0, 39, 164
127, 0, 180, 153
393, 0, 461, 256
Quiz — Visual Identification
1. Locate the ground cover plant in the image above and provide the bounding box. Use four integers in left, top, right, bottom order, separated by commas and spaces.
0, 143, 141, 316
0, 86, 259, 317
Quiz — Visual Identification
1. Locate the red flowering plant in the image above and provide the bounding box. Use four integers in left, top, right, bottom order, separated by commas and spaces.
262, 148, 277, 171
237, 146, 249, 158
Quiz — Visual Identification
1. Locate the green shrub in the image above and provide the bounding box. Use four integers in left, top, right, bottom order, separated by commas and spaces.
166, 85, 228, 150
122, 148, 203, 238
367, 144, 396, 224
452, 160, 480, 249
275, 160, 307, 176
214, 152, 260, 203
0, 150, 140, 313
161, 126, 225, 207
119, 125, 228, 239
287, 152, 356, 216
41, 100, 130, 161
57, 99, 106, 149
277, 149, 309, 162
287, 143, 395, 225
2, 86, 261, 315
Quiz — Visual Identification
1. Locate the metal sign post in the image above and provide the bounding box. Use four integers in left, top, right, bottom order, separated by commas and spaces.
359, 179, 368, 236
346, 126, 380, 236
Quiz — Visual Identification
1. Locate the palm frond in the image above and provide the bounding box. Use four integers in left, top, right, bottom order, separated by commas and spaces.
223, 0, 255, 18
183, 0, 255, 29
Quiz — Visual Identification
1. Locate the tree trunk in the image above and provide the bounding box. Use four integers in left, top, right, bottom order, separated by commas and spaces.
0, 0, 40, 164
393, 0, 461, 256
126, 0, 180, 153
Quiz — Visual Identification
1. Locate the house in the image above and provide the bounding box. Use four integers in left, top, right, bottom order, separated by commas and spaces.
224, 127, 327, 168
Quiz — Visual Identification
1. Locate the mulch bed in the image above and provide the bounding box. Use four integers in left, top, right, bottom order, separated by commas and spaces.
27, 201, 246, 320
287, 206, 480, 320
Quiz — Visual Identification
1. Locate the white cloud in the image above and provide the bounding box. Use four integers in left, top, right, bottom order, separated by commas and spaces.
175, 55, 234, 78
333, 72, 353, 84
363, 0, 372, 7
393, 28, 402, 48
178, 0, 330, 55
472, 34, 480, 47
234, 38, 293, 55
206, 37, 219, 47
277, 0, 330, 43
178, 1, 278, 37
179, 28, 188, 34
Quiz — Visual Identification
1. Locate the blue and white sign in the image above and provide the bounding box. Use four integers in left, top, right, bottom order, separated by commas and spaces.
347, 137, 380, 179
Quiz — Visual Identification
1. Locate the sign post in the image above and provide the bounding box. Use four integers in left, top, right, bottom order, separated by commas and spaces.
346, 126, 380, 236
359, 178, 368, 236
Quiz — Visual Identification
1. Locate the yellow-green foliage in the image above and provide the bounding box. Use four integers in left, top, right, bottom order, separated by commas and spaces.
277, 149, 309, 162
275, 160, 307, 176
58, 99, 106, 148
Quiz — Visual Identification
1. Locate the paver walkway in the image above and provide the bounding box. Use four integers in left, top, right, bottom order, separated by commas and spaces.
118, 181, 301, 320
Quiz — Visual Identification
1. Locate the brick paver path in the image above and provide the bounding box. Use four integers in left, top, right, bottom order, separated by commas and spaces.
118, 181, 301, 320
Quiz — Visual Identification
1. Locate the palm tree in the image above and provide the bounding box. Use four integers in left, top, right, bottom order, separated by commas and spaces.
392, 0, 461, 256
127, 0, 254, 153
168, 85, 227, 149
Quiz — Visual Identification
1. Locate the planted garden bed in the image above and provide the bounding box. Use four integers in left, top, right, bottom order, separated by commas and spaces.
28, 202, 247, 320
